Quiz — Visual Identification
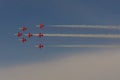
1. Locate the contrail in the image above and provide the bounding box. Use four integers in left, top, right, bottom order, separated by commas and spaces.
33, 34, 120, 38
47, 45, 120, 48
50, 25, 120, 29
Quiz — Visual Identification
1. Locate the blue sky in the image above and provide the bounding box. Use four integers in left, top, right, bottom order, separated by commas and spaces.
0, 0, 120, 66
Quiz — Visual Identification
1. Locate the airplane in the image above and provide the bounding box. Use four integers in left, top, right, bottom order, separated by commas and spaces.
20, 38, 27, 43
38, 33, 43, 37
16, 32, 22, 37
19, 26, 27, 31
35, 44, 44, 48
36, 23, 44, 29
26, 33, 33, 38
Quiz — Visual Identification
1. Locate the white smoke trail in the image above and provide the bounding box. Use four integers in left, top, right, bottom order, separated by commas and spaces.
33, 34, 120, 38
50, 25, 120, 29
47, 45, 120, 48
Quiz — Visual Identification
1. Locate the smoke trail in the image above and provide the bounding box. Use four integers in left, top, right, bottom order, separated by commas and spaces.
33, 34, 120, 38
47, 45, 120, 48
50, 25, 120, 29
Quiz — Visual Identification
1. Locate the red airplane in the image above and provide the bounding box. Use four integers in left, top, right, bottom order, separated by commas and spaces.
20, 38, 27, 43
36, 44, 44, 48
27, 33, 33, 38
19, 26, 27, 31
17, 32, 22, 37
38, 33, 43, 37
37, 23, 44, 29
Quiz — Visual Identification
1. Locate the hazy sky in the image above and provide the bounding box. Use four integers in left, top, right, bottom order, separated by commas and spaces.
0, 0, 120, 75
0, 49, 120, 80
0, 0, 120, 80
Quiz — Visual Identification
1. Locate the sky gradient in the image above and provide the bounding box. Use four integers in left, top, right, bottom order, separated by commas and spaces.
1, 0, 120, 65
0, 49, 120, 80
0, 0, 120, 79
